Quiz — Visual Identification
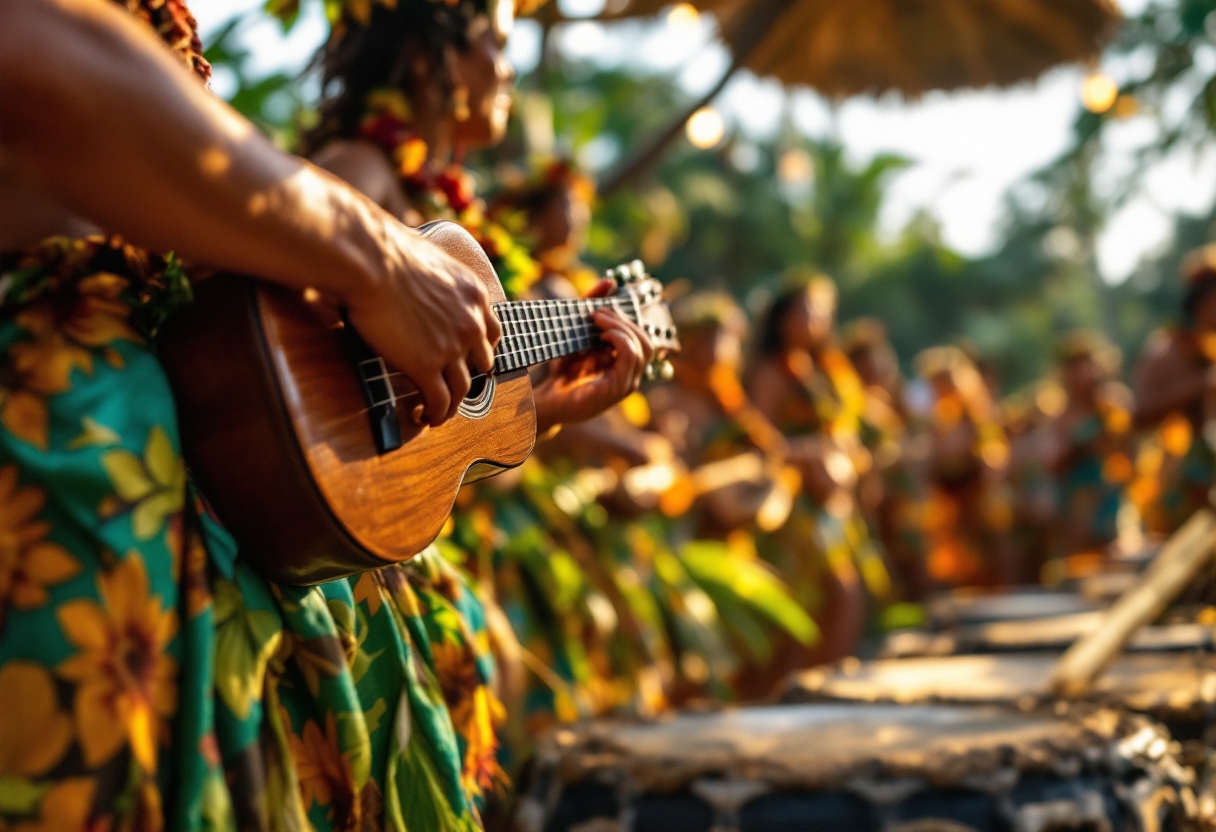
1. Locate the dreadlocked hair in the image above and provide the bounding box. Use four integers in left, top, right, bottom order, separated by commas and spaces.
300, 1, 480, 156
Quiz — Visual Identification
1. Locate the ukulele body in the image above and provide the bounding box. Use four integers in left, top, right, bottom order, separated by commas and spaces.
158, 221, 535, 585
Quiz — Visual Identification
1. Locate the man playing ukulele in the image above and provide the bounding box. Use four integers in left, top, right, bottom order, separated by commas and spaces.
0, 2, 649, 829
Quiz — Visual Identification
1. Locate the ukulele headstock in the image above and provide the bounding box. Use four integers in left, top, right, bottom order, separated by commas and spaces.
608, 260, 680, 380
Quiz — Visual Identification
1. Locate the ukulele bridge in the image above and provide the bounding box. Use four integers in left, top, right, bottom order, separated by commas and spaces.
356, 356, 403, 455
341, 315, 403, 455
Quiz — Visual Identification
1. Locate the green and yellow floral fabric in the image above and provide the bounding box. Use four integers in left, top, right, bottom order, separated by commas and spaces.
0, 235, 499, 832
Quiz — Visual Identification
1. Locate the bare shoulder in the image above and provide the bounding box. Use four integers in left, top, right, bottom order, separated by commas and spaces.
311, 139, 403, 209
312, 139, 394, 178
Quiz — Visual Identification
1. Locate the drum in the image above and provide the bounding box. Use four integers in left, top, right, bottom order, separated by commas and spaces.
515, 703, 1194, 832
881, 613, 1214, 659
787, 652, 1216, 743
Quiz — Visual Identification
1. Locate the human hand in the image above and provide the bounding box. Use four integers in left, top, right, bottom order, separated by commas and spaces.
342, 221, 502, 426
532, 279, 654, 435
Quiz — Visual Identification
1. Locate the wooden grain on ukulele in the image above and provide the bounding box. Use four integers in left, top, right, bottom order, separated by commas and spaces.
158, 220, 679, 585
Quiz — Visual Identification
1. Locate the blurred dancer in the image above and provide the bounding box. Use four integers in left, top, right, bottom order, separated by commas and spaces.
647, 292, 819, 696
1042, 331, 1134, 572
914, 346, 1020, 587
1002, 384, 1060, 582
745, 277, 891, 670
844, 318, 930, 602
1131, 246, 1216, 535
490, 158, 598, 295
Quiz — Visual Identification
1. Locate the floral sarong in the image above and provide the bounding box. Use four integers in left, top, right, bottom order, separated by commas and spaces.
0, 235, 500, 832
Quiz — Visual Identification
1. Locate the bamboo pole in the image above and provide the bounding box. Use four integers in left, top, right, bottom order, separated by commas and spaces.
1049, 508, 1216, 698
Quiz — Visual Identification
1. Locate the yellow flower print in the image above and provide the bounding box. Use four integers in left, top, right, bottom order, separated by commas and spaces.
99, 426, 185, 540
0, 273, 138, 450
0, 466, 80, 614
458, 686, 506, 799
429, 637, 479, 714
352, 572, 383, 618
284, 709, 350, 813
0, 663, 73, 778
56, 554, 179, 772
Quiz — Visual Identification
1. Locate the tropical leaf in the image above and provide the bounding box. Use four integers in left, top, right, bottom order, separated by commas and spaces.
386, 721, 480, 832
100, 449, 154, 502
678, 540, 818, 646
213, 578, 284, 720
66, 416, 120, 450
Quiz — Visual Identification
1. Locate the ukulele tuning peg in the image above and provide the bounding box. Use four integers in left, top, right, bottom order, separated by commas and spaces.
629, 260, 647, 282
659, 359, 675, 380
644, 362, 657, 381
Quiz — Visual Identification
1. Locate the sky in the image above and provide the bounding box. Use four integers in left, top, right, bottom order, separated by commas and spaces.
192, 0, 1216, 284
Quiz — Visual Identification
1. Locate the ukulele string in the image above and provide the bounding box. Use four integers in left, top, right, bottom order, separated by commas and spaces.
358, 294, 656, 415
359, 318, 609, 413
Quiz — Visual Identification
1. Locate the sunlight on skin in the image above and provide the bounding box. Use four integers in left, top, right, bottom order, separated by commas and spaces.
199, 147, 231, 176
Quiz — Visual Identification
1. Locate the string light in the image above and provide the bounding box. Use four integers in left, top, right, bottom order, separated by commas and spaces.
686, 107, 725, 149
1081, 73, 1118, 113
667, 2, 700, 26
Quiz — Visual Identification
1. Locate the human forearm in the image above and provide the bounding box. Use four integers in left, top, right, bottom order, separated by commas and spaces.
0, 0, 385, 299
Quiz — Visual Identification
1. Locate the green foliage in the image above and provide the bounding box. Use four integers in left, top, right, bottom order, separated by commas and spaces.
678, 540, 818, 648
202, 16, 309, 149
205, 2, 1216, 395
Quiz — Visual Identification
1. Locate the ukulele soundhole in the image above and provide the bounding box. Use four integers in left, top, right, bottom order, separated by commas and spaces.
457, 374, 495, 419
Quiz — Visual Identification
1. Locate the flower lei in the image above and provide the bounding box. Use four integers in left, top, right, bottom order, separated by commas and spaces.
0, 235, 194, 339
123, 0, 212, 84
359, 89, 541, 299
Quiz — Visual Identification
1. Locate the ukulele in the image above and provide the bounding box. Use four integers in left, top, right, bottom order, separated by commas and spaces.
158, 220, 679, 585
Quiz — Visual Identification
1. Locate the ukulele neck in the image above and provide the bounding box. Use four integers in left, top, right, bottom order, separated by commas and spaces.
491, 295, 639, 373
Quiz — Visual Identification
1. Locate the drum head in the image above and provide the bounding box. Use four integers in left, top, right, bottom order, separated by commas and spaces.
789, 652, 1216, 723
882, 614, 1214, 658
520, 704, 1190, 832
928, 590, 1100, 628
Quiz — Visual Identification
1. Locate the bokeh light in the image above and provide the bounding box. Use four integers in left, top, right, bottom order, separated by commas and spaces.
777, 148, 814, 185
686, 107, 725, 149
666, 2, 700, 27
1081, 73, 1118, 113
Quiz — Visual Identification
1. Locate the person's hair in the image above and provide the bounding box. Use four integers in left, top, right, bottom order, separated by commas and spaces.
757, 275, 836, 357
1183, 245, 1216, 322
1056, 329, 1121, 376
842, 317, 887, 362
299, 2, 479, 156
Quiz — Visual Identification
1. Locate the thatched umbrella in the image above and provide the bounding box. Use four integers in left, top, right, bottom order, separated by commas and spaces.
598, 0, 1121, 194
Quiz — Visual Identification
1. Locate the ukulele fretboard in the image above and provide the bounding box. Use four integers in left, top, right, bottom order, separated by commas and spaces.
491, 296, 637, 373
